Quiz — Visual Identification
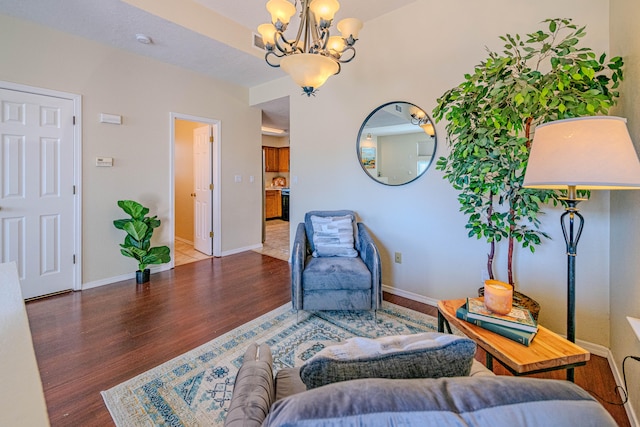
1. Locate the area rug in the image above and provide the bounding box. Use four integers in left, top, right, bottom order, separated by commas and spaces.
102, 301, 439, 426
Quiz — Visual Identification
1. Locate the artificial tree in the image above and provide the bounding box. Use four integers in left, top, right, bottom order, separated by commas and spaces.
433, 18, 623, 289
114, 200, 171, 283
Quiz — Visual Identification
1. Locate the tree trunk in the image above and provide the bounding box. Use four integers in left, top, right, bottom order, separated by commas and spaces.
487, 191, 495, 280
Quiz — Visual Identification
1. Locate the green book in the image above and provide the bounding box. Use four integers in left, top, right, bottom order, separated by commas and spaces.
456, 305, 537, 346
466, 297, 538, 333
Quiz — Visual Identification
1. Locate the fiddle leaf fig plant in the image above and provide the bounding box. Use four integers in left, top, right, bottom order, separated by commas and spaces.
433, 18, 623, 287
114, 200, 171, 272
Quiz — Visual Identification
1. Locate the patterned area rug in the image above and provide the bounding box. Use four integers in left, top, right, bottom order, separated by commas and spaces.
101, 301, 438, 426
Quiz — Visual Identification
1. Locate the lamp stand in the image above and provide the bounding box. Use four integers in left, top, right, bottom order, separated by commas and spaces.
559, 186, 585, 382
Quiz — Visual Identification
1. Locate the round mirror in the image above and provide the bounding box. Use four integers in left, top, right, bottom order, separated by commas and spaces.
357, 101, 437, 185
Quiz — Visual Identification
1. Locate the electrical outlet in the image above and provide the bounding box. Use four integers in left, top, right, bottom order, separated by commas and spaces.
394, 252, 402, 264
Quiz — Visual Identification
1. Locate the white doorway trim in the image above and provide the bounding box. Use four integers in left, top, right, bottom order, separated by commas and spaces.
170, 112, 221, 264
0, 80, 83, 291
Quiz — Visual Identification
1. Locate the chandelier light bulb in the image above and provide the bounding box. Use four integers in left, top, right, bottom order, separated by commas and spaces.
337, 18, 363, 40
280, 53, 339, 95
258, 23, 277, 47
309, 0, 340, 24
266, 0, 296, 27
421, 123, 436, 137
327, 36, 346, 56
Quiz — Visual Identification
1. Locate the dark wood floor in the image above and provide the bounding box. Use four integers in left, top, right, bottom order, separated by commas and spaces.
26, 252, 630, 426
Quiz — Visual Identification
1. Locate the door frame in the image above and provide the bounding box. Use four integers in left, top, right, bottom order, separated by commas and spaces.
170, 112, 221, 262
0, 80, 83, 291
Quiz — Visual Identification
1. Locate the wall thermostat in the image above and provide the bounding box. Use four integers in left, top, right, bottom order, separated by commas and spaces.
96, 157, 113, 167
99, 113, 122, 124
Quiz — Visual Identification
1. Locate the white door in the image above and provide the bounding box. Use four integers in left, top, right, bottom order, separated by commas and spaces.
193, 125, 213, 255
0, 88, 76, 299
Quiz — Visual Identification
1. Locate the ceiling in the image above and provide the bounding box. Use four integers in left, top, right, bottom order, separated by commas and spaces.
0, 0, 417, 132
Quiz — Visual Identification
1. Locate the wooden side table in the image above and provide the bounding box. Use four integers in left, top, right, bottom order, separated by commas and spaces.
438, 299, 590, 379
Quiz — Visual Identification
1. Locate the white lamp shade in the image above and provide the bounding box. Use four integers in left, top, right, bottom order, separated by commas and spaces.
266, 0, 297, 25
280, 53, 339, 90
326, 36, 346, 55
257, 23, 277, 46
523, 116, 640, 190
309, 0, 340, 22
421, 123, 435, 137
337, 18, 363, 39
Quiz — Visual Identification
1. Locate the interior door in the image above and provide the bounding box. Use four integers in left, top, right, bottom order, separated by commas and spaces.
193, 125, 212, 255
0, 88, 76, 299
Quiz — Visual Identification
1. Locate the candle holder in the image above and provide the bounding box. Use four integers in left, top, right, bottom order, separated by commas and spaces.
484, 280, 513, 315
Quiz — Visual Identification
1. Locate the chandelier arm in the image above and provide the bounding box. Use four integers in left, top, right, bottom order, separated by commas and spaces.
273, 33, 296, 55
307, 10, 325, 53
294, 0, 310, 52
265, 50, 283, 68
336, 46, 356, 63
318, 28, 331, 52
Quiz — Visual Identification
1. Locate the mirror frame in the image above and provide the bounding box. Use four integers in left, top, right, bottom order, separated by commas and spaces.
356, 101, 438, 186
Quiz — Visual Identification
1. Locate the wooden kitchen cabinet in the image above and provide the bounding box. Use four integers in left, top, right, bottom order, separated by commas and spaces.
264, 147, 279, 172
278, 147, 290, 172
265, 190, 282, 219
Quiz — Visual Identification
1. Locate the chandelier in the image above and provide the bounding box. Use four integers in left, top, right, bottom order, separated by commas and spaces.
258, 0, 363, 96
410, 109, 436, 137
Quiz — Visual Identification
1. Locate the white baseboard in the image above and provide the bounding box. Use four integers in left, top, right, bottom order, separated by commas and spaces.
607, 350, 639, 427
82, 264, 172, 290
382, 284, 439, 307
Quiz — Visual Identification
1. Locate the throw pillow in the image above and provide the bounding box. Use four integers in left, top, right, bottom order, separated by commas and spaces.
310, 215, 358, 258
298, 332, 476, 390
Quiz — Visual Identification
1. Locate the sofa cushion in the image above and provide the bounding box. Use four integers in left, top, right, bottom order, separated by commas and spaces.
263, 376, 617, 427
302, 256, 371, 290
224, 343, 274, 427
274, 367, 307, 401
299, 333, 476, 390
309, 214, 358, 257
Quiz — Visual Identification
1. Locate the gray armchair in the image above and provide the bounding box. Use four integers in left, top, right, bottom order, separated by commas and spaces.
291, 210, 382, 312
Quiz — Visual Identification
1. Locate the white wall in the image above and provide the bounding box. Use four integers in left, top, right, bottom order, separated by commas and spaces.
378, 132, 425, 185
610, 0, 640, 421
0, 14, 263, 284
254, 0, 613, 345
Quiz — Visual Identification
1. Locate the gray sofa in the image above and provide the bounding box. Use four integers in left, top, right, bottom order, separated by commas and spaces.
225, 338, 617, 427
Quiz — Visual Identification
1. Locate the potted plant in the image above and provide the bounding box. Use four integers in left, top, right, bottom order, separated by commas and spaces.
113, 200, 171, 284
432, 18, 623, 310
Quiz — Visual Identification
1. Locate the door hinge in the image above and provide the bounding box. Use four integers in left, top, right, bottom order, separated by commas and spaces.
73, 116, 76, 125
209, 183, 213, 190
209, 231, 214, 238
73, 254, 76, 264
73, 185, 76, 195
209, 136, 214, 143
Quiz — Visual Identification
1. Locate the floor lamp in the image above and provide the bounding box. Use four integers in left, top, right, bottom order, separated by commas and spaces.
523, 116, 640, 382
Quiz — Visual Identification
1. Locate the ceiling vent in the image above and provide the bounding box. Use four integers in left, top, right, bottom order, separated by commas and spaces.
252, 33, 266, 52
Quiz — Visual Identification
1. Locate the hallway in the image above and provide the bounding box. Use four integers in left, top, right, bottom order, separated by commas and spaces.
175, 219, 290, 266
253, 219, 290, 262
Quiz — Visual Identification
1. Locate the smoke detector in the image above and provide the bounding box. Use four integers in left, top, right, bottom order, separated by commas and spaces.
135, 34, 152, 44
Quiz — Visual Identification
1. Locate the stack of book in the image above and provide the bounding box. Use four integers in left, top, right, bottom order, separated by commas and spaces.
456, 297, 538, 346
